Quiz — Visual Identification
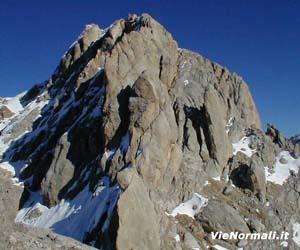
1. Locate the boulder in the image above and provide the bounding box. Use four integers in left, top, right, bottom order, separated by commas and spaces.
195, 199, 250, 234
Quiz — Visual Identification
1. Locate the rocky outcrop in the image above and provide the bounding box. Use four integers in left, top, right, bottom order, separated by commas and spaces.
266, 124, 287, 148
229, 152, 266, 198
41, 133, 74, 206
0, 105, 15, 120
0, 13, 299, 250
196, 199, 250, 235
202, 85, 232, 177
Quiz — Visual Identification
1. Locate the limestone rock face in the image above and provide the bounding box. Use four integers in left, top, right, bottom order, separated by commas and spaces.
0, 13, 299, 250
117, 173, 160, 250
203, 85, 232, 177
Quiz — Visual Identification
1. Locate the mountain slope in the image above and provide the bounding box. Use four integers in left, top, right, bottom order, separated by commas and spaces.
1, 13, 300, 250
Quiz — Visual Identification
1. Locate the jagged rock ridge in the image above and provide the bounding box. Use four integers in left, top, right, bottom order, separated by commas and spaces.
0, 13, 300, 250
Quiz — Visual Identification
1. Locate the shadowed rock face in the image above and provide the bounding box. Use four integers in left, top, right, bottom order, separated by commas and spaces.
1, 13, 299, 250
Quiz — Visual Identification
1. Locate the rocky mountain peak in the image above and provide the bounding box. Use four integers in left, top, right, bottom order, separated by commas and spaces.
0, 14, 300, 250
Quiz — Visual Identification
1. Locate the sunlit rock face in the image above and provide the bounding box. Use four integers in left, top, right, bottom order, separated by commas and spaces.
1, 13, 300, 250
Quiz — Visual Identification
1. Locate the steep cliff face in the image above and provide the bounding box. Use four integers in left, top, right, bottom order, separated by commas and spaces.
1, 14, 300, 250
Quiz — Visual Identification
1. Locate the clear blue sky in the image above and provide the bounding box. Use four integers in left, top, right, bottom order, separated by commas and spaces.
0, 0, 299, 136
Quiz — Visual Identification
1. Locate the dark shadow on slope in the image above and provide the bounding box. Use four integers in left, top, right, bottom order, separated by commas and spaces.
106, 86, 132, 150
2, 69, 105, 203
230, 164, 254, 191
0, 22, 133, 249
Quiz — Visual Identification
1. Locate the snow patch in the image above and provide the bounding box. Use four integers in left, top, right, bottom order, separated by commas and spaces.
292, 222, 300, 246
212, 176, 221, 181
265, 151, 300, 185
15, 179, 120, 243
184, 80, 189, 86
0, 93, 26, 131
212, 245, 229, 250
225, 116, 234, 134
232, 136, 256, 157
3, 92, 25, 114
174, 234, 180, 242
167, 193, 208, 219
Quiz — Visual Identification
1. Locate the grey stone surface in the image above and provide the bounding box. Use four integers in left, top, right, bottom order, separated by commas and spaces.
117, 173, 161, 250
195, 199, 250, 234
